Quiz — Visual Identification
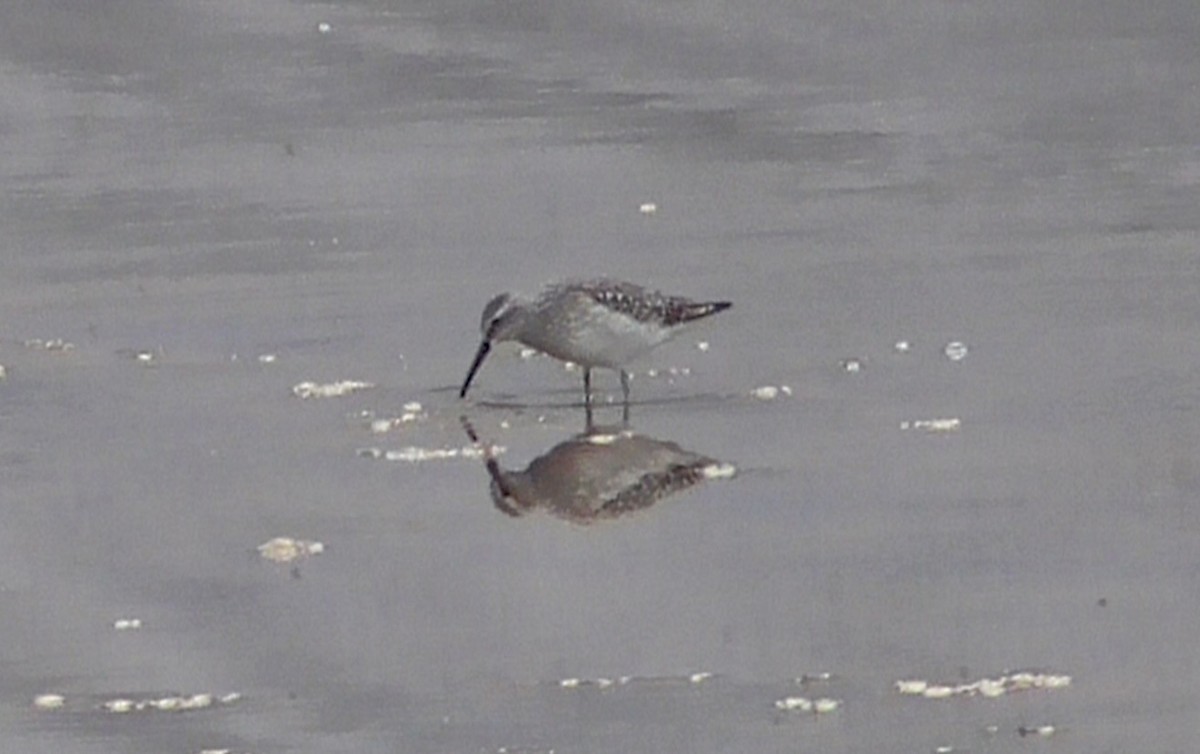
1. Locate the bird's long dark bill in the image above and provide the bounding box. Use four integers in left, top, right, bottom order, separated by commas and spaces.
459, 340, 492, 398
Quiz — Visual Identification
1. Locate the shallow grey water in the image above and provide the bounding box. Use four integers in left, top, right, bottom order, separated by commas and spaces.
1, 0, 1199, 752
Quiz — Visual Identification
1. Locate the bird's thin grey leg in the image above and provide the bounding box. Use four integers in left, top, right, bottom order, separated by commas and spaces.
583, 368, 593, 407
620, 370, 631, 425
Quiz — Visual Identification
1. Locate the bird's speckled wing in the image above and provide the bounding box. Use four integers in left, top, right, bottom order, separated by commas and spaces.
560, 279, 730, 327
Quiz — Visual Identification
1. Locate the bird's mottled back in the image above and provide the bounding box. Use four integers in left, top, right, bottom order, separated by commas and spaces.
559, 279, 731, 327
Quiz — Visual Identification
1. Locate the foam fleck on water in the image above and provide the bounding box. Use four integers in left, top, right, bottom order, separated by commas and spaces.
369, 402, 428, 433
33, 694, 65, 710
752, 385, 792, 400
24, 338, 75, 352
359, 444, 500, 462
257, 537, 324, 564
797, 672, 834, 684
774, 696, 841, 714
99, 692, 241, 714
900, 418, 962, 432
292, 380, 374, 398
775, 696, 812, 712
894, 670, 1071, 701
702, 463, 737, 479
944, 341, 969, 361
894, 679, 928, 695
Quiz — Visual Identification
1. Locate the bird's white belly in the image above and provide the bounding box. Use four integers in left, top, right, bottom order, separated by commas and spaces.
524, 300, 673, 368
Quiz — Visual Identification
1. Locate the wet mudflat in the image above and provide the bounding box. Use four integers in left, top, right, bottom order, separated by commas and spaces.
1, 0, 1198, 751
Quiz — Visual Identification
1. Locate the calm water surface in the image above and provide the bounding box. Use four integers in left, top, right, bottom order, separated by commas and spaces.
1, 0, 1198, 751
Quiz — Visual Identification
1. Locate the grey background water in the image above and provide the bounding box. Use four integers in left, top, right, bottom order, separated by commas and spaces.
1, 0, 1198, 751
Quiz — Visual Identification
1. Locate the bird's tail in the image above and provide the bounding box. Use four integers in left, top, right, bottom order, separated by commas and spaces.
669, 300, 731, 325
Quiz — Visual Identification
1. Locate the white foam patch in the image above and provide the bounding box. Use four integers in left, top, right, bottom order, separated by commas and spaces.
292, 380, 374, 398
894, 671, 1071, 700
900, 418, 961, 432
369, 403, 428, 433
257, 537, 324, 564
558, 671, 715, 689
751, 385, 792, 400
23, 338, 74, 352
702, 463, 737, 479
774, 696, 812, 712
359, 445, 501, 462
100, 692, 241, 714
796, 672, 834, 684
774, 696, 840, 714
33, 694, 65, 710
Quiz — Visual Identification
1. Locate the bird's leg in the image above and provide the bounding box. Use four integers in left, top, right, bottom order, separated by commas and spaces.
583, 369, 596, 425
620, 370, 631, 425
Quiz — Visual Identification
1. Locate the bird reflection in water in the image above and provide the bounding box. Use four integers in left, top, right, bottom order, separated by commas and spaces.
461, 417, 735, 524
